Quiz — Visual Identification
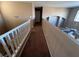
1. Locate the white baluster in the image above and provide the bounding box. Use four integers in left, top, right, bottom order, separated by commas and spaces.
7, 35, 15, 53
0, 38, 11, 57
12, 32, 18, 49
15, 31, 19, 46
16, 29, 21, 44
18, 29, 22, 43
19, 29, 22, 42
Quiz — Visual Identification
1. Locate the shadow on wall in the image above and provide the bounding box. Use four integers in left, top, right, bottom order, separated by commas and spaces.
0, 2, 32, 35
0, 9, 8, 35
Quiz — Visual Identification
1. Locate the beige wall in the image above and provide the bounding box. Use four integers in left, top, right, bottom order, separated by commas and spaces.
1, 2, 32, 30
43, 7, 69, 19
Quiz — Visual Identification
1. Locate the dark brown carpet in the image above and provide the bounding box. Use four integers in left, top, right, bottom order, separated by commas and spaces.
21, 25, 50, 57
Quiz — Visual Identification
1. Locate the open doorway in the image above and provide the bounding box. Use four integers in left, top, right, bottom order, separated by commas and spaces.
34, 7, 43, 26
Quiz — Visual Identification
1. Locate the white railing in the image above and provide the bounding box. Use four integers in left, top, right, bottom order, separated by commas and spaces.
0, 19, 31, 57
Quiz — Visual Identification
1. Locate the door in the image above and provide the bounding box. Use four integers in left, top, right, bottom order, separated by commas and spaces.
35, 7, 42, 25
35, 10, 41, 22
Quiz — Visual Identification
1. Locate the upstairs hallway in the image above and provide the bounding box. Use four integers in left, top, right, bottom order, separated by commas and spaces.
21, 23, 50, 57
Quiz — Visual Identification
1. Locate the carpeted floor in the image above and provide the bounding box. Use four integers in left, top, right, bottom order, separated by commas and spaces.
21, 25, 50, 57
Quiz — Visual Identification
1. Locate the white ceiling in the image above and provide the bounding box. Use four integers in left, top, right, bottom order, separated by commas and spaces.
3, 1, 79, 8
31, 1, 79, 8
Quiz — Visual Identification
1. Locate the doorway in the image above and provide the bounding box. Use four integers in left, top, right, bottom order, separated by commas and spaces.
34, 7, 43, 26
